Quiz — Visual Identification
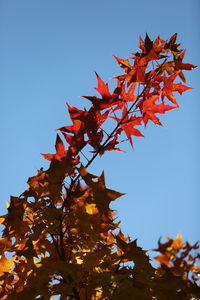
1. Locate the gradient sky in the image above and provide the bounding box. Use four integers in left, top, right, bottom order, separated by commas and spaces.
0, 0, 199, 251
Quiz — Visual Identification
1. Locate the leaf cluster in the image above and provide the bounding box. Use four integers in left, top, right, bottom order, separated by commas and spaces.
0, 34, 199, 300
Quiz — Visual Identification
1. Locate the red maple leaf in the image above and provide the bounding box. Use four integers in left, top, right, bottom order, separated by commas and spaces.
102, 132, 125, 153
161, 72, 192, 106
57, 104, 86, 135
62, 133, 87, 155
41, 134, 66, 161
94, 72, 111, 97
175, 50, 197, 70
112, 55, 131, 72
174, 50, 197, 82
137, 34, 167, 61
83, 73, 122, 110
172, 83, 192, 95
139, 94, 175, 126
111, 106, 144, 147
113, 54, 146, 83
120, 82, 137, 103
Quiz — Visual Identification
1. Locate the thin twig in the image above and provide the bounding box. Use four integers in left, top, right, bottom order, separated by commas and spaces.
100, 127, 109, 137
80, 150, 89, 162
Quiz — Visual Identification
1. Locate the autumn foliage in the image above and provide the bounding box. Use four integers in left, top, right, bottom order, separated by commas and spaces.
0, 34, 199, 299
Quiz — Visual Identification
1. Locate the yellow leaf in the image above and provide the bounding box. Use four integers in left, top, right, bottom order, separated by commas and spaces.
71, 228, 78, 234
85, 203, 98, 215
0, 254, 15, 274
75, 256, 83, 264
0, 217, 5, 224
82, 248, 91, 253
106, 234, 115, 245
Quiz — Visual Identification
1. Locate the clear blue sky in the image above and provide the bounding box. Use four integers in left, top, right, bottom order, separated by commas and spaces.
0, 0, 199, 250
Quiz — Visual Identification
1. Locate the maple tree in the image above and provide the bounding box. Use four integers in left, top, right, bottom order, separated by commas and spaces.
0, 33, 199, 300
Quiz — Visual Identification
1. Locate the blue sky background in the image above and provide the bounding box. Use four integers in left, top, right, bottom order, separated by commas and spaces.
0, 0, 199, 252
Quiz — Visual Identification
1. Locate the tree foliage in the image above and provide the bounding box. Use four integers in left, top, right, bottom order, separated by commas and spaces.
0, 34, 199, 300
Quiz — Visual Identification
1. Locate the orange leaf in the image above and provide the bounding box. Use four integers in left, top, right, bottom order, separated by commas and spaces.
0, 254, 15, 274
